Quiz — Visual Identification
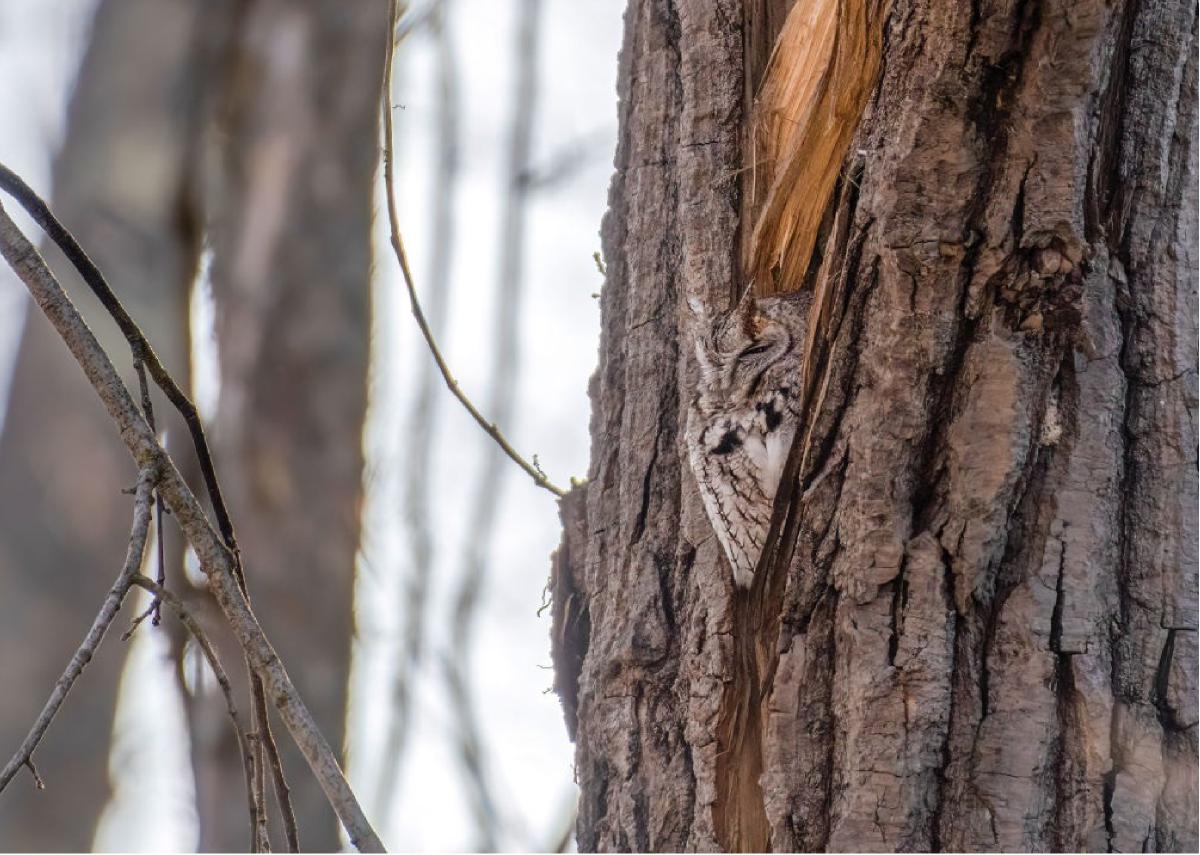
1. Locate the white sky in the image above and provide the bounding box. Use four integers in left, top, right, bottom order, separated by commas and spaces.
0, 0, 623, 850
351, 0, 621, 850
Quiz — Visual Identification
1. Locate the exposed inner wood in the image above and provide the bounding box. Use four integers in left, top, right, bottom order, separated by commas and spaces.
742, 0, 891, 297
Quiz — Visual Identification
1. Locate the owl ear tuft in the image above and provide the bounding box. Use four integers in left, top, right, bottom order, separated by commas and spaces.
731, 284, 758, 336
694, 336, 712, 374
685, 296, 717, 374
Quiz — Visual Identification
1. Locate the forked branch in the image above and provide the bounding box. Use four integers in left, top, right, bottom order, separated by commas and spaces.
126, 574, 262, 847
0, 468, 155, 793
0, 198, 384, 852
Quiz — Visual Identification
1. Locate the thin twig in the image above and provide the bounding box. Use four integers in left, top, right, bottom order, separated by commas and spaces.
126, 574, 259, 850
120, 598, 159, 641
376, 0, 460, 824
0, 195, 384, 851
249, 683, 269, 853
0, 163, 243, 573
380, 0, 565, 499
133, 360, 167, 626
0, 164, 295, 854
261, 699, 300, 853
0, 468, 156, 793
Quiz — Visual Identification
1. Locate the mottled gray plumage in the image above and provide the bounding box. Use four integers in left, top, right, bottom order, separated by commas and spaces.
686, 293, 809, 587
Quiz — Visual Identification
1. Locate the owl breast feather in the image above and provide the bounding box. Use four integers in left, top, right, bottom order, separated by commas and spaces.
684, 411, 767, 588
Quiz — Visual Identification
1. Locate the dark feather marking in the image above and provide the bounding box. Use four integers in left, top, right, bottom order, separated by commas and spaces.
713, 430, 743, 455
759, 399, 783, 431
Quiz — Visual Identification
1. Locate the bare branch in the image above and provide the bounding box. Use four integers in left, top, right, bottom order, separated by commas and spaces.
133, 360, 167, 627
380, 0, 566, 499
376, 0, 461, 824
249, 683, 270, 852
0, 163, 241, 559
0, 167, 297, 850
261, 697, 301, 853
126, 575, 260, 850
0, 197, 384, 851
0, 468, 155, 793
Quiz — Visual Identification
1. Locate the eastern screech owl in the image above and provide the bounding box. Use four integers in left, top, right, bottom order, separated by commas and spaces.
686, 293, 810, 588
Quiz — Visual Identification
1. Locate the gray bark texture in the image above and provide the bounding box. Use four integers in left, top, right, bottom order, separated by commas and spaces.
552, 0, 1198, 851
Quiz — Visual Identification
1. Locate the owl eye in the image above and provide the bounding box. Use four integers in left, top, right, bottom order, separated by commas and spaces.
740, 342, 772, 358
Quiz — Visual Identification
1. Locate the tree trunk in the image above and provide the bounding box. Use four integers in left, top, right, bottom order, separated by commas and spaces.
190, 2, 385, 849
554, 0, 1197, 851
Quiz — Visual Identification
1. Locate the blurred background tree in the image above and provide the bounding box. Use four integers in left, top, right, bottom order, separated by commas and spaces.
0, 0, 616, 849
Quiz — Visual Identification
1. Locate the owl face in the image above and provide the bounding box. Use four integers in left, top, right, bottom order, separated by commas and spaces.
692, 298, 797, 408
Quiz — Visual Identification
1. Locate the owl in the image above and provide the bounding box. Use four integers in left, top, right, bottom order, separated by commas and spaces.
685, 293, 809, 588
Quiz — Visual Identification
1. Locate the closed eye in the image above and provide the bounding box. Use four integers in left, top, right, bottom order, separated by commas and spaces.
740, 342, 771, 357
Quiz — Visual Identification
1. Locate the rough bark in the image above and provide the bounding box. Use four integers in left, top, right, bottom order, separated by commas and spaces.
0, 1, 205, 847
555, 0, 1197, 851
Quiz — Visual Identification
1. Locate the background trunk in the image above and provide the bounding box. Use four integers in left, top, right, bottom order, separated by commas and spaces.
191, 2, 384, 849
556, 0, 1197, 851
0, 2, 381, 848
0, 1, 205, 846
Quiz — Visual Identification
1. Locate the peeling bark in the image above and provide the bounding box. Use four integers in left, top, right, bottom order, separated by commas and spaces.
556, 0, 1197, 851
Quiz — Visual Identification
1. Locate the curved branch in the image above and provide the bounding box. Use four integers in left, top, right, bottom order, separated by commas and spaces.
0, 468, 155, 793
0, 163, 241, 561
380, 0, 565, 499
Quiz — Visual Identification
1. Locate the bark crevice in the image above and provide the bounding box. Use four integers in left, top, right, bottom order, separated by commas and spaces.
558, 0, 1196, 850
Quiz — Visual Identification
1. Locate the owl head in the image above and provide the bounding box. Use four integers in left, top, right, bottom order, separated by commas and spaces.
687, 291, 806, 406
